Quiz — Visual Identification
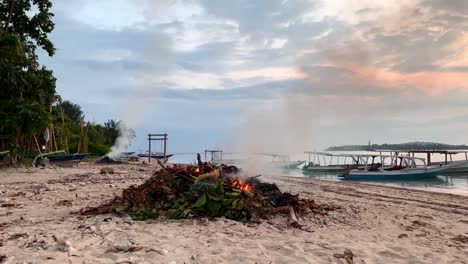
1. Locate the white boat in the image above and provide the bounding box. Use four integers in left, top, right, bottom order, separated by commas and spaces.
204, 150, 305, 169
340, 154, 454, 180
302, 151, 364, 173
373, 149, 468, 174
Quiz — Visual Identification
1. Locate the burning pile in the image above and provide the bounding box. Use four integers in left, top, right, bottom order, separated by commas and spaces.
81, 155, 335, 225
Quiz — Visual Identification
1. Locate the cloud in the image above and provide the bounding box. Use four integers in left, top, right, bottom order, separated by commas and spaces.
40, 0, 468, 151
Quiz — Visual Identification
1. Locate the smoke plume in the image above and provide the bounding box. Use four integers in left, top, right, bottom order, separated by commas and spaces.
107, 31, 173, 157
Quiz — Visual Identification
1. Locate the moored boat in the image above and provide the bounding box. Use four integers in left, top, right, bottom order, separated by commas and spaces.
340, 154, 454, 180
302, 152, 363, 173
373, 149, 468, 174
33, 151, 89, 167
137, 152, 174, 159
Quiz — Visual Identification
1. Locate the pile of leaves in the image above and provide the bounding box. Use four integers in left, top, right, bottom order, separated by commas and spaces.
81, 157, 336, 223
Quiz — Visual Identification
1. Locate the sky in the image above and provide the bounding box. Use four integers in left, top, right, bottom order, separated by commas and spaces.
39, 0, 468, 155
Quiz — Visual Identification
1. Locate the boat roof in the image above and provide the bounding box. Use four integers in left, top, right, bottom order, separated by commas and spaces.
373, 149, 468, 154
304, 151, 373, 158
253, 152, 289, 158
304, 151, 351, 157
304, 151, 426, 162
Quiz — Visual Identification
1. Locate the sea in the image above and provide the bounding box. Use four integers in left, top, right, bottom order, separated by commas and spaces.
171, 151, 468, 196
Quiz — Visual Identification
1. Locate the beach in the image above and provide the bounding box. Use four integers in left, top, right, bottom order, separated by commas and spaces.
1, 163, 467, 264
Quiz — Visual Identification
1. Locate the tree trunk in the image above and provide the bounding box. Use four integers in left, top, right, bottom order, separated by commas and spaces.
4, 0, 15, 33
59, 106, 69, 153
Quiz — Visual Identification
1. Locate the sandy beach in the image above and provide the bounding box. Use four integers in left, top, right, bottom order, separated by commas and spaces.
1, 163, 467, 264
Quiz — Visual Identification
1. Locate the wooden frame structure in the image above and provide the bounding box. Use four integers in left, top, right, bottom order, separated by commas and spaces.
205, 150, 223, 162
147, 133, 168, 163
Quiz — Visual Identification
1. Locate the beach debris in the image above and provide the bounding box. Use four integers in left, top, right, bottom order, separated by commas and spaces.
55, 199, 73, 206
1, 203, 16, 208
35, 156, 50, 167
333, 249, 355, 264
128, 156, 140, 162
0, 255, 7, 264
96, 155, 123, 164
30, 183, 50, 194
81, 154, 336, 225
8, 233, 28, 241
151, 248, 169, 256
451, 235, 468, 244
100, 167, 115, 174
398, 233, 408, 238
288, 206, 300, 228
106, 245, 144, 253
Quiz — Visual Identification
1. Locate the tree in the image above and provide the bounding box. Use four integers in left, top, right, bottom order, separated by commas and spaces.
60, 100, 83, 124
0, 0, 56, 161
103, 120, 120, 146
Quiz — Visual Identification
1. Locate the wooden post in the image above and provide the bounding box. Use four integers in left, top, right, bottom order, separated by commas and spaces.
163, 133, 167, 161
427, 153, 431, 165
148, 134, 151, 163
33, 135, 42, 156
445, 153, 448, 165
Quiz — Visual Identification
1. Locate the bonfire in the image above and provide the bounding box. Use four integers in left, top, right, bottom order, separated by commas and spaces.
81, 154, 335, 227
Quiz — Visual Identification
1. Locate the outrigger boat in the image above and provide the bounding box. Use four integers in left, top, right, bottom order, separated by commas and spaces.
137, 152, 174, 159
302, 151, 363, 173
33, 150, 89, 167
0, 150, 10, 159
340, 154, 453, 180
253, 152, 306, 170
373, 149, 468, 174
204, 150, 305, 169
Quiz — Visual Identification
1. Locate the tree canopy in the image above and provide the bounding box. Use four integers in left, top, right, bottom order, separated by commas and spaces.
0, 0, 133, 160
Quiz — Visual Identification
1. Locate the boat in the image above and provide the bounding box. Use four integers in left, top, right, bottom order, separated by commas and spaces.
340, 154, 453, 180
33, 151, 89, 167
0, 150, 9, 158
137, 152, 174, 159
373, 149, 468, 174
253, 152, 306, 170
302, 151, 363, 173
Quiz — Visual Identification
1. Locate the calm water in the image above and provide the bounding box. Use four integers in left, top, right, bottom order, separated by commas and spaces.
290, 169, 468, 196
171, 152, 468, 196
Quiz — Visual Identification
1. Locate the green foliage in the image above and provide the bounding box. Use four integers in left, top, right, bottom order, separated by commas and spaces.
0, 0, 56, 156
151, 178, 270, 222
0, 0, 56, 57
87, 143, 110, 156
103, 120, 120, 146
60, 100, 83, 124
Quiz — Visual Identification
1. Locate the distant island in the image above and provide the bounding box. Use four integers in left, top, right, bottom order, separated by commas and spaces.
326, 142, 468, 151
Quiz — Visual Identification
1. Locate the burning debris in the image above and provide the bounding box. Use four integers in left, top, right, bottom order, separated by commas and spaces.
81, 154, 336, 226
95, 155, 123, 164
95, 153, 140, 164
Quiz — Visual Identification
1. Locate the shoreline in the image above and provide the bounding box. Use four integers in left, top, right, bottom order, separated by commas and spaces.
276, 174, 468, 197
1, 163, 467, 263
272, 172, 468, 197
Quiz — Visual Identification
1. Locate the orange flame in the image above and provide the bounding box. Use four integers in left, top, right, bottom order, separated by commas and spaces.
194, 168, 200, 173
231, 178, 252, 192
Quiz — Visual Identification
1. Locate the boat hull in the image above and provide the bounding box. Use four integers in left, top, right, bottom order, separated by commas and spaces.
341, 167, 446, 181
443, 160, 468, 173
280, 161, 306, 170
302, 166, 347, 173
137, 154, 174, 159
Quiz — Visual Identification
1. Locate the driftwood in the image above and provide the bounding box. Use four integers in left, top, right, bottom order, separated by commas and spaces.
272, 206, 289, 214
288, 206, 300, 227
156, 158, 166, 169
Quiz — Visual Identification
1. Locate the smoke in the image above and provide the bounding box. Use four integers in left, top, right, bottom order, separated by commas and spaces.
229, 94, 319, 175
108, 122, 134, 158
107, 30, 173, 157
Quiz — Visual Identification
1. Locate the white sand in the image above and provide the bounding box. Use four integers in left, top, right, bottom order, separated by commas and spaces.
1, 163, 467, 263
